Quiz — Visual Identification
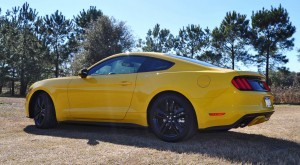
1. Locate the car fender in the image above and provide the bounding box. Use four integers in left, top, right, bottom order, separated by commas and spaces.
26, 78, 73, 121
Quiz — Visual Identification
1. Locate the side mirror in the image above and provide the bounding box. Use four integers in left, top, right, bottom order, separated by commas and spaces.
78, 69, 88, 78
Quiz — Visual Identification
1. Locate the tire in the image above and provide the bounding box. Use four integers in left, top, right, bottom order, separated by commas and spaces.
148, 93, 197, 142
33, 92, 57, 128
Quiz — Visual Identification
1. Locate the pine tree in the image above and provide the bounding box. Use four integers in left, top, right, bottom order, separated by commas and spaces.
3, 3, 51, 95
43, 10, 73, 77
175, 24, 209, 58
71, 7, 103, 74
0, 9, 9, 94
17, 3, 42, 95
251, 5, 296, 84
0, 7, 20, 95
74, 6, 103, 30
212, 11, 251, 69
142, 24, 174, 53
197, 51, 222, 66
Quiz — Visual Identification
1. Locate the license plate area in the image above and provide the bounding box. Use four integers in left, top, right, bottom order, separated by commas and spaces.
264, 97, 272, 108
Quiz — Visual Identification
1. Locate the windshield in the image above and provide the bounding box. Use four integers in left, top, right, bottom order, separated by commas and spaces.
166, 54, 221, 69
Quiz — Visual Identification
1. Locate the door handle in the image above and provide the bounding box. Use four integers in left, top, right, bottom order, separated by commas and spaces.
120, 81, 132, 86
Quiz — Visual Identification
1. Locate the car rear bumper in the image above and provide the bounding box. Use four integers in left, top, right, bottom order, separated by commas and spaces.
190, 90, 274, 129
203, 111, 274, 130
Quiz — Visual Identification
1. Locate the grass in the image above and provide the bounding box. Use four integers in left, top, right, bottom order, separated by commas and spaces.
0, 97, 299, 164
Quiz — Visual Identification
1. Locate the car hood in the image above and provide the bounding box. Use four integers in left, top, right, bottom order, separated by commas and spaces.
30, 76, 78, 89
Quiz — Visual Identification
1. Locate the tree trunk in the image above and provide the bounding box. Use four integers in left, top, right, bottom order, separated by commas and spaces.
20, 67, 25, 96
55, 44, 59, 78
55, 57, 59, 78
0, 85, 2, 94
11, 80, 15, 96
231, 45, 235, 70
266, 48, 270, 85
20, 82, 27, 96
20, 28, 26, 96
11, 69, 15, 96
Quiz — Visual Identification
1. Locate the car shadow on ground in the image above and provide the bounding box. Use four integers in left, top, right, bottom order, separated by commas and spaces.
24, 123, 300, 164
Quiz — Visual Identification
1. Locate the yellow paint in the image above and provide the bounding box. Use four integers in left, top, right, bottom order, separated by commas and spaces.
197, 75, 211, 88
25, 52, 274, 129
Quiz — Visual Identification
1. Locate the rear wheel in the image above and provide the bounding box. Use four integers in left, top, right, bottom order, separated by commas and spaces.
33, 92, 57, 128
149, 93, 197, 142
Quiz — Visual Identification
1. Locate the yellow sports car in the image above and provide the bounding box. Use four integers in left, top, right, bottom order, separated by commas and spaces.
25, 52, 274, 142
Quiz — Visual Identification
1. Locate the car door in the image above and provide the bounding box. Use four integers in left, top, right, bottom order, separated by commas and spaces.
67, 56, 146, 120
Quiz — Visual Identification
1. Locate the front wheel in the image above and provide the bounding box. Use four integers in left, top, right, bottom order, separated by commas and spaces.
148, 94, 197, 142
33, 92, 57, 128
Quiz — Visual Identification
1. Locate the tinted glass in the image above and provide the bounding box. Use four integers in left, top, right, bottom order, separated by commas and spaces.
138, 57, 174, 72
89, 56, 146, 75
166, 54, 220, 68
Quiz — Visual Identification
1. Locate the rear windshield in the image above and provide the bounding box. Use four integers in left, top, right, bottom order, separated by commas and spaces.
166, 54, 220, 69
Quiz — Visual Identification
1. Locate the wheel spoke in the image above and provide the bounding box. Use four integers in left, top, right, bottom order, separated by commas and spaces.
165, 99, 169, 112
171, 123, 180, 135
169, 100, 175, 113
40, 109, 46, 117
34, 109, 41, 118
155, 109, 167, 119
174, 108, 185, 118
173, 121, 184, 133
159, 122, 168, 134
174, 107, 184, 115
35, 112, 42, 124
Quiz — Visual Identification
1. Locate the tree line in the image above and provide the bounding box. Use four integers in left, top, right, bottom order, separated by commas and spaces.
0, 3, 298, 96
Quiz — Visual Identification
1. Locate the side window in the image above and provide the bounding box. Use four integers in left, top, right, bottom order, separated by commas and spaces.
138, 57, 174, 72
88, 56, 146, 75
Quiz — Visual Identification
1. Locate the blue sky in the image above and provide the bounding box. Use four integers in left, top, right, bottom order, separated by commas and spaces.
1, 0, 299, 71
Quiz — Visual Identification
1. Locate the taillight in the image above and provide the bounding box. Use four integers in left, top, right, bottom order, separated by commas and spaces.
232, 76, 271, 92
262, 81, 271, 91
232, 77, 252, 90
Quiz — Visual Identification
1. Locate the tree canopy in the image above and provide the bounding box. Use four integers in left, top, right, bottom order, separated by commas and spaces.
43, 10, 74, 77
0, 3, 298, 96
74, 6, 103, 29
71, 16, 134, 72
175, 24, 209, 58
251, 5, 296, 84
212, 11, 251, 69
141, 24, 174, 53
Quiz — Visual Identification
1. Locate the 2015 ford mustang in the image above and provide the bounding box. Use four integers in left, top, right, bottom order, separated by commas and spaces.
25, 52, 274, 142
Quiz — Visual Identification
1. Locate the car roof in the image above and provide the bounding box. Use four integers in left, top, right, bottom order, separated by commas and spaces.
117, 52, 221, 69
89, 52, 223, 71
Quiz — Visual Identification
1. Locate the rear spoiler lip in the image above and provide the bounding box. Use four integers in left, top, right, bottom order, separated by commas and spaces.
236, 71, 265, 79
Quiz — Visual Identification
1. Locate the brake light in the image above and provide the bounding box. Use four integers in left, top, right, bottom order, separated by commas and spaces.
231, 77, 252, 90
231, 76, 271, 92
262, 81, 271, 91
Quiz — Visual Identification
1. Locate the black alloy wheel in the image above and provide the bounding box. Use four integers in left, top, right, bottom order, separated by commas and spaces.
33, 92, 57, 128
149, 94, 197, 142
